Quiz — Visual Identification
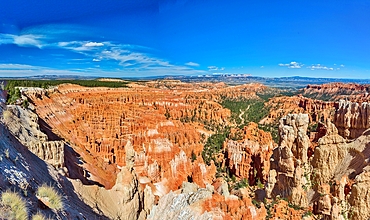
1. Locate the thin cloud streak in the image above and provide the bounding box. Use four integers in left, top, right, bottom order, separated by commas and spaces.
308, 64, 334, 71
278, 61, 303, 69
56, 40, 202, 74
208, 66, 224, 71
0, 63, 206, 77
185, 62, 200, 67
0, 33, 44, 48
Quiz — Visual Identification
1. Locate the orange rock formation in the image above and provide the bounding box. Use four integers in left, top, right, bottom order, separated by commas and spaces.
224, 122, 274, 185
25, 82, 265, 189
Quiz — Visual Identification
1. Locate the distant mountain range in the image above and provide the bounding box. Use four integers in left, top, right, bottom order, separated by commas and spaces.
1, 74, 370, 88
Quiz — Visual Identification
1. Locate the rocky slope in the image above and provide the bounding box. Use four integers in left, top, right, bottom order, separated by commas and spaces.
0, 116, 107, 219
2, 105, 64, 168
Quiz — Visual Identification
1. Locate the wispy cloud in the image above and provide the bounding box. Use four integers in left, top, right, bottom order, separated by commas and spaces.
208, 66, 224, 71
308, 64, 334, 71
57, 41, 108, 51
0, 64, 206, 77
185, 62, 200, 67
0, 64, 41, 70
278, 61, 303, 69
0, 34, 44, 48
55, 40, 196, 73
0, 24, 205, 76
0, 63, 85, 77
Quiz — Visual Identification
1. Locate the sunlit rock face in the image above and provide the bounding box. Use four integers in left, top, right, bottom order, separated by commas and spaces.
224, 122, 274, 185
2, 105, 64, 168
267, 114, 310, 207
333, 100, 370, 139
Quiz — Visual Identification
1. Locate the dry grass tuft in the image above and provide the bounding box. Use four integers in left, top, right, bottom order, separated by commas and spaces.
1, 191, 28, 220
36, 185, 63, 211
2, 110, 12, 123
31, 212, 46, 220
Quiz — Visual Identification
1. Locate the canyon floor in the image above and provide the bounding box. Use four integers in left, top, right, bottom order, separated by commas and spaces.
1, 79, 370, 219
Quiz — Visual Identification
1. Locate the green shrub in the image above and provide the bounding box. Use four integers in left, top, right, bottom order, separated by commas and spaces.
220, 98, 270, 128
1, 191, 28, 220
234, 178, 249, 189
21, 99, 29, 108
256, 179, 264, 189
308, 123, 318, 132
191, 151, 197, 162
302, 210, 313, 217
201, 130, 229, 166
36, 185, 63, 211
6, 87, 21, 104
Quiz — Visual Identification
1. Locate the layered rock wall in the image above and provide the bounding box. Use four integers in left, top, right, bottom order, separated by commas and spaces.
2, 105, 64, 168
334, 100, 370, 139
303, 83, 370, 101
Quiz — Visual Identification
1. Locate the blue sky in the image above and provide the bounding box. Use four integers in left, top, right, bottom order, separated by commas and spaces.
0, 0, 370, 78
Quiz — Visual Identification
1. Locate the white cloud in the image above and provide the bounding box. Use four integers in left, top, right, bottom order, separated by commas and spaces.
278, 61, 303, 69
13, 35, 43, 48
340, 64, 345, 67
54, 40, 204, 75
0, 34, 43, 48
0, 24, 205, 76
308, 64, 334, 71
57, 41, 107, 51
185, 62, 200, 67
84, 42, 104, 47
99, 48, 172, 68
208, 66, 224, 71
260, 66, 264, 68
